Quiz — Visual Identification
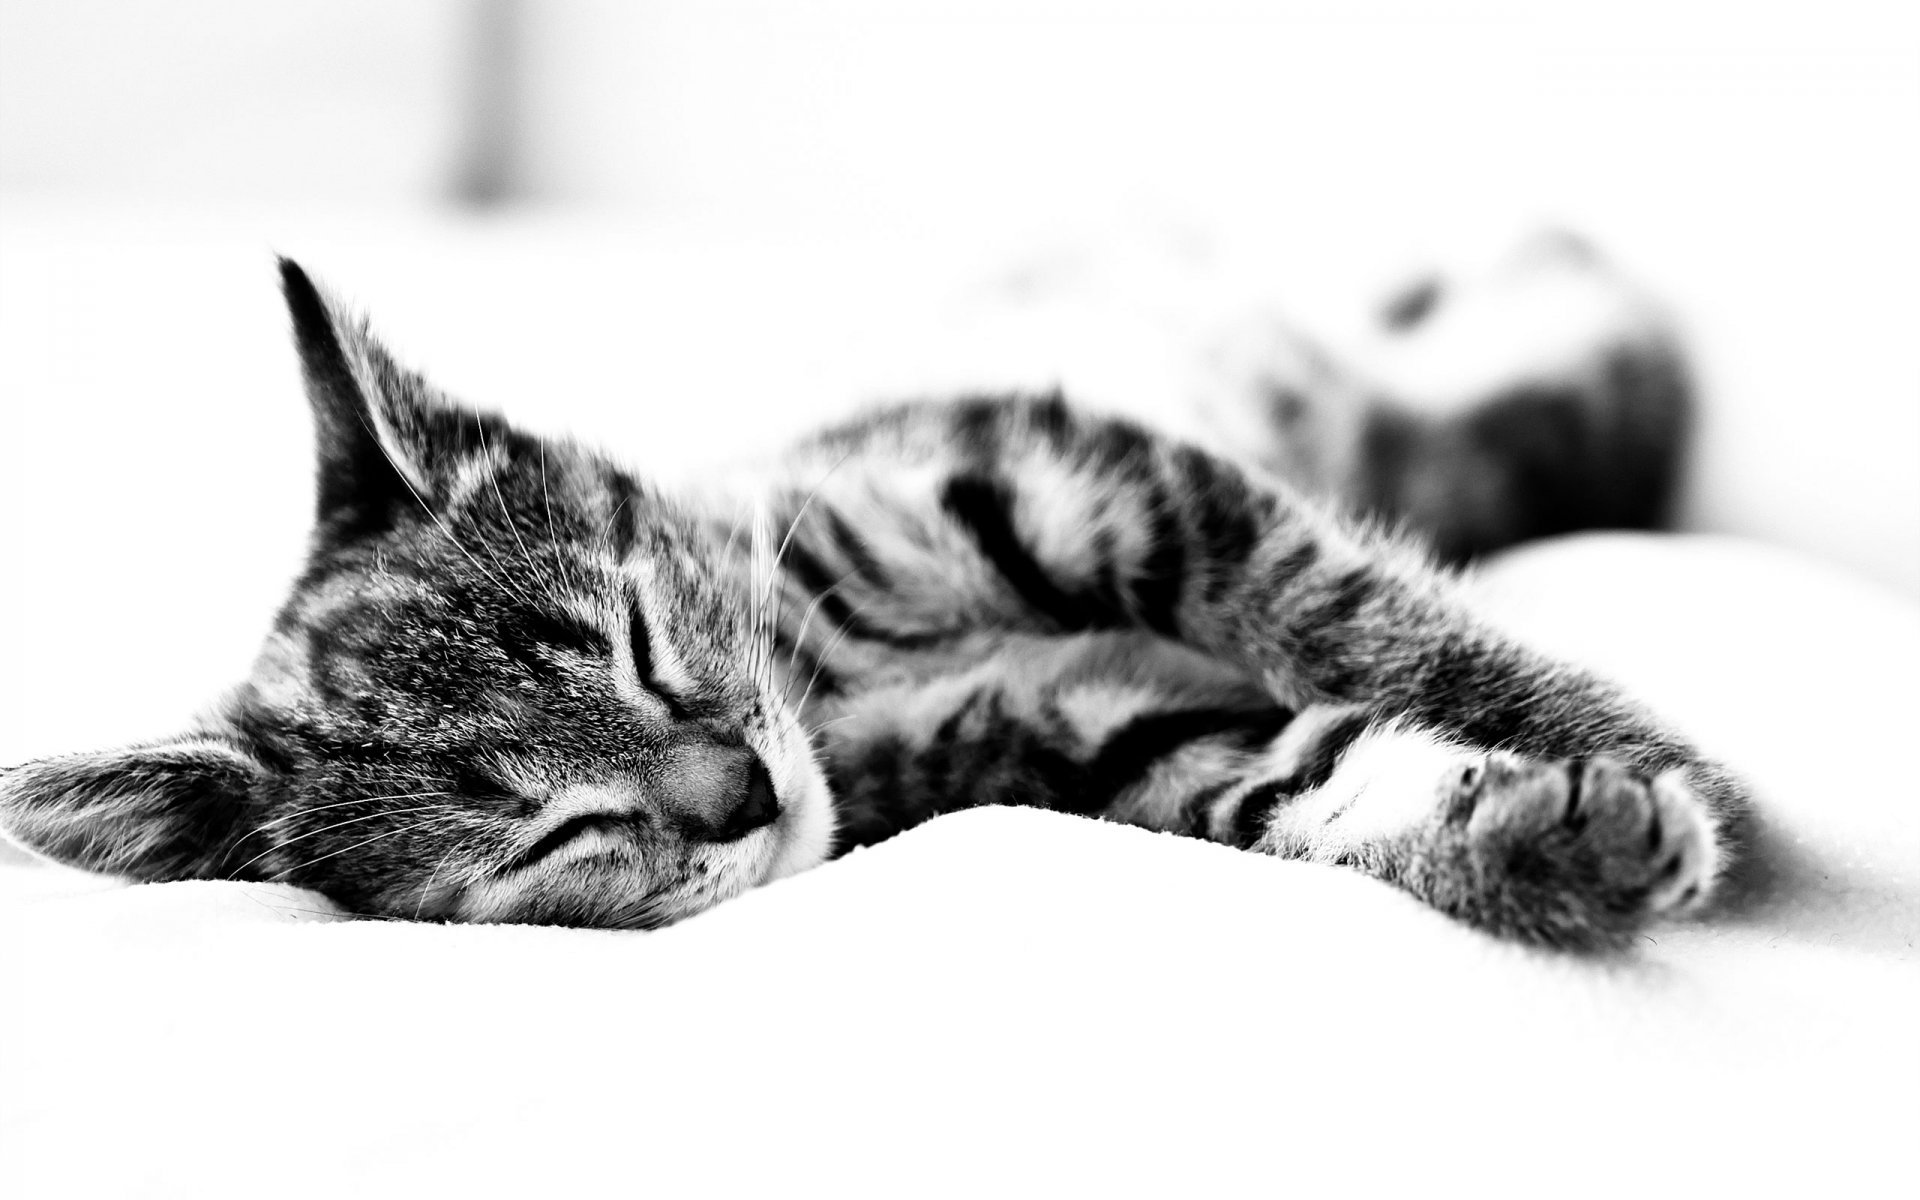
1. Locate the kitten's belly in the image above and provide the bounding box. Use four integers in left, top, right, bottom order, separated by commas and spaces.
797, 629, 1279, 850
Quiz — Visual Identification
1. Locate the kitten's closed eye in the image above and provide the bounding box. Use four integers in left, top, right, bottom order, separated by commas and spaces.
533, 611, 612, 657
500, 611, 611, 678
629, 608, 697, 717
452, 765, 534, 817
503, 811, 640, 874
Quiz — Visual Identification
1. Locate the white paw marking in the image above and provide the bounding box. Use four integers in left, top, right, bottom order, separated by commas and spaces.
1262, 721, 1476, 857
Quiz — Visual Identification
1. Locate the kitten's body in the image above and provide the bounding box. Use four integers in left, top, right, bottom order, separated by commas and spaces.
0, 243, 1740, 948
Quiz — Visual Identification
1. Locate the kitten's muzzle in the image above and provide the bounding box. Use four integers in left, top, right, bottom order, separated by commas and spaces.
713, 756, 780, 842
675, 749, 781, 843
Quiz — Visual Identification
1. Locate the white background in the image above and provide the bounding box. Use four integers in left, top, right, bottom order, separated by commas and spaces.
3, 0, 1917, 593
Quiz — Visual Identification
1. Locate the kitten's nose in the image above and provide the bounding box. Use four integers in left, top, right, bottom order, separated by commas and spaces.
711, 755, 781, 842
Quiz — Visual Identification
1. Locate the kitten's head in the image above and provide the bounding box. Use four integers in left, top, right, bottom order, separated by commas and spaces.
0, 260, 834, 927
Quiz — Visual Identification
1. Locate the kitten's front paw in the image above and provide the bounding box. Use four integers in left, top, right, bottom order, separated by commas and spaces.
1436, 754, 1721, 944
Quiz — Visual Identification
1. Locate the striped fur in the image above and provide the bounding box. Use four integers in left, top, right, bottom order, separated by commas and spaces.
0, 255, 1744, 949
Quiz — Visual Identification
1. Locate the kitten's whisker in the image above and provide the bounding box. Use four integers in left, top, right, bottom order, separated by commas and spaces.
475, 417, 548, 609
353, 788, 461, 805
269, 815, 459, 882
413, 828, 488, 921
757, 452, 857, 699
804, 713, 859, 740
245, 893, 423, 926
413, 847, 457, 922
538, 441, 574, 592
599, 493, 633, 553
237, 890, 360, 922
745, 501, 771, 688
754, 501, 774, 623
218, 790, 456, 862
356, 411, 524, 604
478, 418, 542, 580
718, 505, 752, 573
619, 891, 675, 931
753, 512, 780, 693
766, 449, 856, 614
787, 569, 858, 683
226, 803, 461, 881
264, 789, 454, 825
795, 619, 859, 718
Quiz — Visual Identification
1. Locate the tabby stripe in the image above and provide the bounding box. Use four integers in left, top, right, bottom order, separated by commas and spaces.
949, 399, 1008, 456
604, 472, 640, 561
826, 732, 911, 855
1025, 391, 1075, 448
1131, 488, 1187, 637
940, 473, 1119, 632
1226, 708, 1375, 848
927, 692, 1087, 822
1315, 567, 1376, 628
923, 690, 996, 807
1172, 446, 1269, 603
1403, 636, 1535, 751
1229, 782, 1288, 849
824, 506, 890, 588
777, 545, 881, 659
1082, 706, 1293, 817
1091, 527, 1121, 615
782, 539, 857, 621
1079, 415, 1158, 480
1293, 569, 1381, 701
1178, 779, 1238, 839
780, 533, 936, 648
1284, 709, 1376, 795
778, 642, 840, 701
1269, 542, 1320, 587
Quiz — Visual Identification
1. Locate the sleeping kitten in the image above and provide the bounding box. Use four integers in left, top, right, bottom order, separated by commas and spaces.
0, 252, 1742, 948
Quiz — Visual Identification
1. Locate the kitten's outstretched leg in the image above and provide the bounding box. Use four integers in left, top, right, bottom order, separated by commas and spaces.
808, 631, 1719, 947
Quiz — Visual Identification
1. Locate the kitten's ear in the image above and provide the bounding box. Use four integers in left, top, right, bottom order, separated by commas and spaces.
0, 738, 265, 882
278, 257, 481, 544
